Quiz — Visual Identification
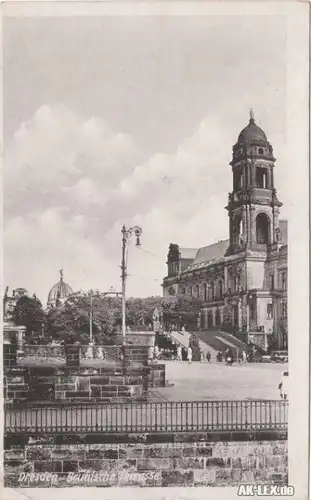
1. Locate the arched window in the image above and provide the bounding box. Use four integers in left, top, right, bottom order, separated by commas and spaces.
211, 283, 215, 300
204, 283, 208, 301
232, 214, 242, 246
233, 169, 242, 190
256, 213, 270, 244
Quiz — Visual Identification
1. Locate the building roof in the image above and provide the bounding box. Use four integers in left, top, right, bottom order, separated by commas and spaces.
193, 239, 229, 265
179, 247, 198, 260
182, 239, 229, 272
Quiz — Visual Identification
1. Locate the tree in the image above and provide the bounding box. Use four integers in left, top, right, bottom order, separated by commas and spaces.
161, 295, 203, 330
125, 296, 162, 327
46, 291, 122, 344
12, 295, 45, 341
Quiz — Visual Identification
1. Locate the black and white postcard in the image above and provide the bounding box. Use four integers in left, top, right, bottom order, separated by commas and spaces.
1, 2, 309, 499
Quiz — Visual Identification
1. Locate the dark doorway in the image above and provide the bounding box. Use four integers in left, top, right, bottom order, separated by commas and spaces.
208, 312, 213, 328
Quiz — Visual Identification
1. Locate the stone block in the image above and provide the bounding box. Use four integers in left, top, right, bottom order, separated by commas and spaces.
55, 391, 66, 399
266, 455, 284, 469
62, 460, 79, 473
206, 457, 229, 468
240, 470, 255, 482
109, 377, 125, 385
55, 384, 75, 391
143, 446, 167, 458
193, 469, 217, 485
4, 474, 20, 488
117, 459, 138, 471
34, 461, 62, 473
118, 445, 144, 458
89, 376, 109, 385
26, 446, 51, 460
215, 469, 235, 485
253, 444, 273, 456
51, 448, 86, 460
4, 434, 28, 449
161, 470, 194, 487
231, 457, 248, 469
5, 460, 33, 474
196, 446, 213, 457
4, 449, 25, 460
78, 459, 118, 472
7, 376, 24, 384
174, 458, 205, 470
85, 448, 119, 460
268, 472, 286, 484
137, 458, 172, 470
182, 446, 195, 457
272, 443, 287, 455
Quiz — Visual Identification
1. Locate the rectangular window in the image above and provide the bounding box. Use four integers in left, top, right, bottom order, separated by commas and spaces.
256, 167, 267, 188
269, 274, 274, 290
250, 303, 255, 320
267, 303, 273, 319
280, 271, 287, 290
281, 302, 287, 319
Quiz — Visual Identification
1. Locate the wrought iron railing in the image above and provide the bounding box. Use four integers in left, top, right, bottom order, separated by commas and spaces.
5, 400, 288, 434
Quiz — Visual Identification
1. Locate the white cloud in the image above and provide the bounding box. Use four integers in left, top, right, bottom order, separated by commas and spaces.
4, 105, 289, 302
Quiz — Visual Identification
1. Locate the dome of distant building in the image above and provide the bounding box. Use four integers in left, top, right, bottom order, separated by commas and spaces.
237, 109, 268, 144
47, 269, 73, 307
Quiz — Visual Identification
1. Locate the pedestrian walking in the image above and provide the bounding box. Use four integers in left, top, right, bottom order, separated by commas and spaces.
177, 345, 182, 362
242, 350, 247, 363
207, 351, 211, 363
187, 346, 193, 364
200, 349, 204, 362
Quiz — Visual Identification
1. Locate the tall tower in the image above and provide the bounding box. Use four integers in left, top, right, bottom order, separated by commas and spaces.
226, 110, 282, 255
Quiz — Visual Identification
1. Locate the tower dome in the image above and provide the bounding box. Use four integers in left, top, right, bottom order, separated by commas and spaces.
47, 269, 73, 307
231, 110, 275, 163
237, 109, 267, 144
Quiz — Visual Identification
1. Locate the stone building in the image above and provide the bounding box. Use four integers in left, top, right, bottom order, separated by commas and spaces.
47, 269, 74, 308
3, 287, 28, 349
162, 112, 288, 351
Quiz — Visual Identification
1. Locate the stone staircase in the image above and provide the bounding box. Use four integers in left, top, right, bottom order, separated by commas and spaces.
168, 330, 217, 357
194, 329, 250, 355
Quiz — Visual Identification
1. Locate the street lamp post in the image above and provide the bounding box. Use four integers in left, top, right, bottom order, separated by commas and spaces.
89, 289, 93, 344
121, 225, 142, 343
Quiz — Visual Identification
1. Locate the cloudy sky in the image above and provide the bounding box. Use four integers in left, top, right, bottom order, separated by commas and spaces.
4, 14, 289, 303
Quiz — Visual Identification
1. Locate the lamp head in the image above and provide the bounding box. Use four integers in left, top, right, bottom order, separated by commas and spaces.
134, 227, 142, 246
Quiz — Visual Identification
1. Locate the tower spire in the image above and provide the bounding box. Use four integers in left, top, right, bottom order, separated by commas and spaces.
250, 108, 255, 122
59, 268, 63, 282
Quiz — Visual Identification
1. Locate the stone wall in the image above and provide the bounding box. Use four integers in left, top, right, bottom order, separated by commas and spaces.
4, 345, 150, 403
4, 344, 17, 368
4, 431, 287, 488
148, 364, 166, 388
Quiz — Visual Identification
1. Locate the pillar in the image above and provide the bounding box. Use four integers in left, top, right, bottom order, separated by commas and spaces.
238, 299, 242, 330
241, 206, 247, 243
249, 206, 256, 245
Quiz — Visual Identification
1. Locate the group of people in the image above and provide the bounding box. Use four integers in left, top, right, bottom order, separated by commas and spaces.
216, 348, 249, 365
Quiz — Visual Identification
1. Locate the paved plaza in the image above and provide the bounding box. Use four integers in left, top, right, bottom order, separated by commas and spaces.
153, 360, 288, 401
